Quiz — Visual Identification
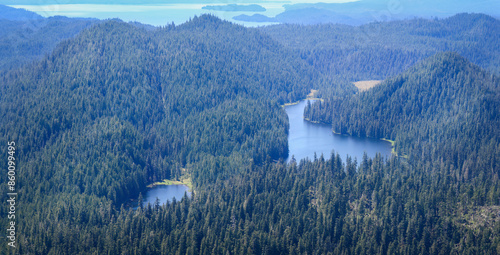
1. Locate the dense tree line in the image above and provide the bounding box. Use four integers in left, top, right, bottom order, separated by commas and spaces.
0, 15, 99, 71
303, 52, 500, 253
6, 154, 500, 254
0, 13, 499, 254
0, 15, 324, 254
261, 13, 500, 81
305, 52, 500, 178
0, 15, 318, 209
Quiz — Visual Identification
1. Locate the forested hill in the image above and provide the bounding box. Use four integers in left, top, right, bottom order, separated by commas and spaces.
0, 4, 99, 70
1, 13, 500, 254
0, 4, 42, 20
0, 14, 327, 209
1, 16, 333, 253
261, 13, 500, 80
305, 52, 500, 177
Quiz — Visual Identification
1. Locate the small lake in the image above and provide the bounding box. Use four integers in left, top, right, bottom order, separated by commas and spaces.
141, 184, 191, 207
285, 100, 392, 163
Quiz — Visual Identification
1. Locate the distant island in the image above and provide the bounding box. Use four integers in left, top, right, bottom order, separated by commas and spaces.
233, 14, 276, 22
234, 8, 357, 25
202, 4, 266, 12
233, 0, 500, 25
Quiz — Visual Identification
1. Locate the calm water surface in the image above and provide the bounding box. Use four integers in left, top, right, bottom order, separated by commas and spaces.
140, 100, 391, 205
142, 185, 191, 207
285, 100, 392, 163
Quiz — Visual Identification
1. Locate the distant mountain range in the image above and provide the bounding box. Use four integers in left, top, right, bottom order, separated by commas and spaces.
0, 4, 42, 20
261, 13, 500, 80
235, 8, 357, 25
235, 0, 500, 25
2, 3, 499, 79
2, 0, 499, 26
0, 5, 98, 70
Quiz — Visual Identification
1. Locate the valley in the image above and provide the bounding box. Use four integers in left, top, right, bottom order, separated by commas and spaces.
0, 5, 499, 254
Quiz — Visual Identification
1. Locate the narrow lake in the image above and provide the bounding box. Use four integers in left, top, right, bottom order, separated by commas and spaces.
285, 100, 392, 163
141, 184, 191, 207
140, 99, 391, 206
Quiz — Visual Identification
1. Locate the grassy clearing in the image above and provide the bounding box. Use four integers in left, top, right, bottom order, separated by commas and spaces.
282, 101, 302, 106
381, 138, 408, 159
306, 89, 323, 102
381, 138, 397, 155
307, 89, 319, 99
353, 80, 382, 92
381, 138, 395, 146
147, 169, 193, 191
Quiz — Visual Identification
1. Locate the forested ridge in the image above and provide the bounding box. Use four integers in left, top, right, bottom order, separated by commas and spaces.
305, 52, 500, 177
0, 14, 324, 206
261, 13, 500, 82
0, 15, 330, 254
0, 14, 99, 71
0, 12, 499, 254
304, 52, 500, 253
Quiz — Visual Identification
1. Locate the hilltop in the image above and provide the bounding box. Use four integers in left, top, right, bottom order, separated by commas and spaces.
306, 52, 499, 176
261, 13, 500, 80
0, 4, 98, 70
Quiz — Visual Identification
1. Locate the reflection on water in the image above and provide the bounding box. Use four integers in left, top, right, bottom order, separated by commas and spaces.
285, 100, 392, 163
142, 185, 191, 207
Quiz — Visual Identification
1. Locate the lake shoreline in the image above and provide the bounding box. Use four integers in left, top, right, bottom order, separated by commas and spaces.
285, 100, 392, 162
302, 112, 396, 155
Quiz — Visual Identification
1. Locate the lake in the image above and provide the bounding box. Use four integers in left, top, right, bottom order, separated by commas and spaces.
285, 100, 392, 163
141, 184, 190, 207
140, 99, 391, 206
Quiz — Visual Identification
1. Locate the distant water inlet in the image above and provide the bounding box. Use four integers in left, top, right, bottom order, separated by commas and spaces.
285, 100, 392, 163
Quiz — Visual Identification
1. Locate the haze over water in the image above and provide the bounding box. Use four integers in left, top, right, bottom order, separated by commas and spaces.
5, 1, 362, 26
